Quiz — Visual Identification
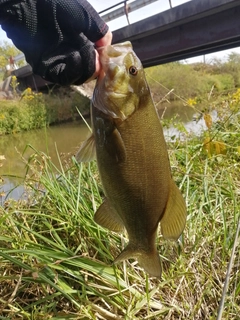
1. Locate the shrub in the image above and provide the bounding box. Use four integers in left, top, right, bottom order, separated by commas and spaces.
0, 86, 91, 135
0, 91, 47, 135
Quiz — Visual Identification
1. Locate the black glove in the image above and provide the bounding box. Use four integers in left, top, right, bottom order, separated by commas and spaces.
0, 0, 109, 85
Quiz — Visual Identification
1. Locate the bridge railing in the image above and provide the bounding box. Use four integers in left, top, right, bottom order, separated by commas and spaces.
12, 0, 165, 63
99, 0, 162, 24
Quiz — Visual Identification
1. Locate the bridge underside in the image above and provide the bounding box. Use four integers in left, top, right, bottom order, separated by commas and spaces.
112, 0, 240, 67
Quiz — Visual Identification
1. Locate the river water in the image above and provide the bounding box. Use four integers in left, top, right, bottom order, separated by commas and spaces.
0, 102, 208, 203
0, 121, 90, 203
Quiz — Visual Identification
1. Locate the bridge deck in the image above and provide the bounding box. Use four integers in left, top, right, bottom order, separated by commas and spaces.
112, 0, 240, 67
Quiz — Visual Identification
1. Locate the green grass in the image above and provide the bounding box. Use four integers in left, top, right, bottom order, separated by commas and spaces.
0, 94, 240, 319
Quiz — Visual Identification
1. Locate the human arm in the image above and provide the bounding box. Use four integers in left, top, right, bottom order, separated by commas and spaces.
0, 0, 112, 85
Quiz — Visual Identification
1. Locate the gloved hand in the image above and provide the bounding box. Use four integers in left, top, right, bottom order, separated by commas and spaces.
0, 0, 112, 86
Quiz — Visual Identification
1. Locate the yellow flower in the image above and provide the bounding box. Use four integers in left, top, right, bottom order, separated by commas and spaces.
187, 97, 197, 107
26, 87, 32, 94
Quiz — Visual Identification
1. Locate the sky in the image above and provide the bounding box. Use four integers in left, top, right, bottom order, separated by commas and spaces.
0, 0, 240, 63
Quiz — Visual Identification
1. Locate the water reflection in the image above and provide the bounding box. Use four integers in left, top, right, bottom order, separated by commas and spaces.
0, 177, 25, 206
159, 101, 211, 140
159, 101, 196, 123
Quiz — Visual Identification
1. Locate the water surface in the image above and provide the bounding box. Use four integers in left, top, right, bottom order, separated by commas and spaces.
0, 121, 90, 203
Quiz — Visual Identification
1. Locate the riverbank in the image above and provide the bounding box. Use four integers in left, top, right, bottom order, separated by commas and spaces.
0, 87, 239, 319
0, 84, 91, 135
2, 54, 240, 136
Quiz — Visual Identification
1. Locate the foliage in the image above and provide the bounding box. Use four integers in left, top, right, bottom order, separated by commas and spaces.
0, 41, 21, 68
0, 87, 47, 135
0, 90, 239, 319
210, 52, 240, 88
0, 41, 24, 80
43, 86, 90, 124
145, 52, 240, 108
146, 62, 208, 101
0, 81, 91, 135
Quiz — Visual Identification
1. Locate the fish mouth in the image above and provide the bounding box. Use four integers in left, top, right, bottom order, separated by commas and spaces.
108, 91, 127, 99
98, 41, 133, 71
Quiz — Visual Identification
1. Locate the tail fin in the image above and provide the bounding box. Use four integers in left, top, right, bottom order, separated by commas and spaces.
113, 244, 162, 278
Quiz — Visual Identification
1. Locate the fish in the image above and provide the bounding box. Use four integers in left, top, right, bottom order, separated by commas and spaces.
77, 41, 186, 278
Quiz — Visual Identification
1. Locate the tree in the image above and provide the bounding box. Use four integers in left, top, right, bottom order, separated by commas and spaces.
227, 52, 240, 65
224, 52, 240, 87
0, 41, 23, 70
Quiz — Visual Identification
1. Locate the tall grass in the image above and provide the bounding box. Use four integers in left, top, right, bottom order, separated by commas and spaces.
0, 93, 240, 319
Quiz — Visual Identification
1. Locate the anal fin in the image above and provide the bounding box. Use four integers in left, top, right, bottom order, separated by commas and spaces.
161, 180, 187, 240
94, 199, 124, 232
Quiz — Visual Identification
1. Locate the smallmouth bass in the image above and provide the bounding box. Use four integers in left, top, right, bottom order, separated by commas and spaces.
77, 41, 186, 278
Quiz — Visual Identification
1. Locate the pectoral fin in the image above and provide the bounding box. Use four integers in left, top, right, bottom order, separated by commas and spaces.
160, 180, 187, 240
75, 134, 96, 162
105, 127, 126, 163
92, 107, 126, 163
94, 199, 125, 232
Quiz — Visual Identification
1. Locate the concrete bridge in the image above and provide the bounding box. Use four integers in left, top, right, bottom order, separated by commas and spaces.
8, 0, 240, 90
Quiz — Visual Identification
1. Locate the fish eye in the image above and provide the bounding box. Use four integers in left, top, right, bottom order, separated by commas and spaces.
129, 65, 138, 76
